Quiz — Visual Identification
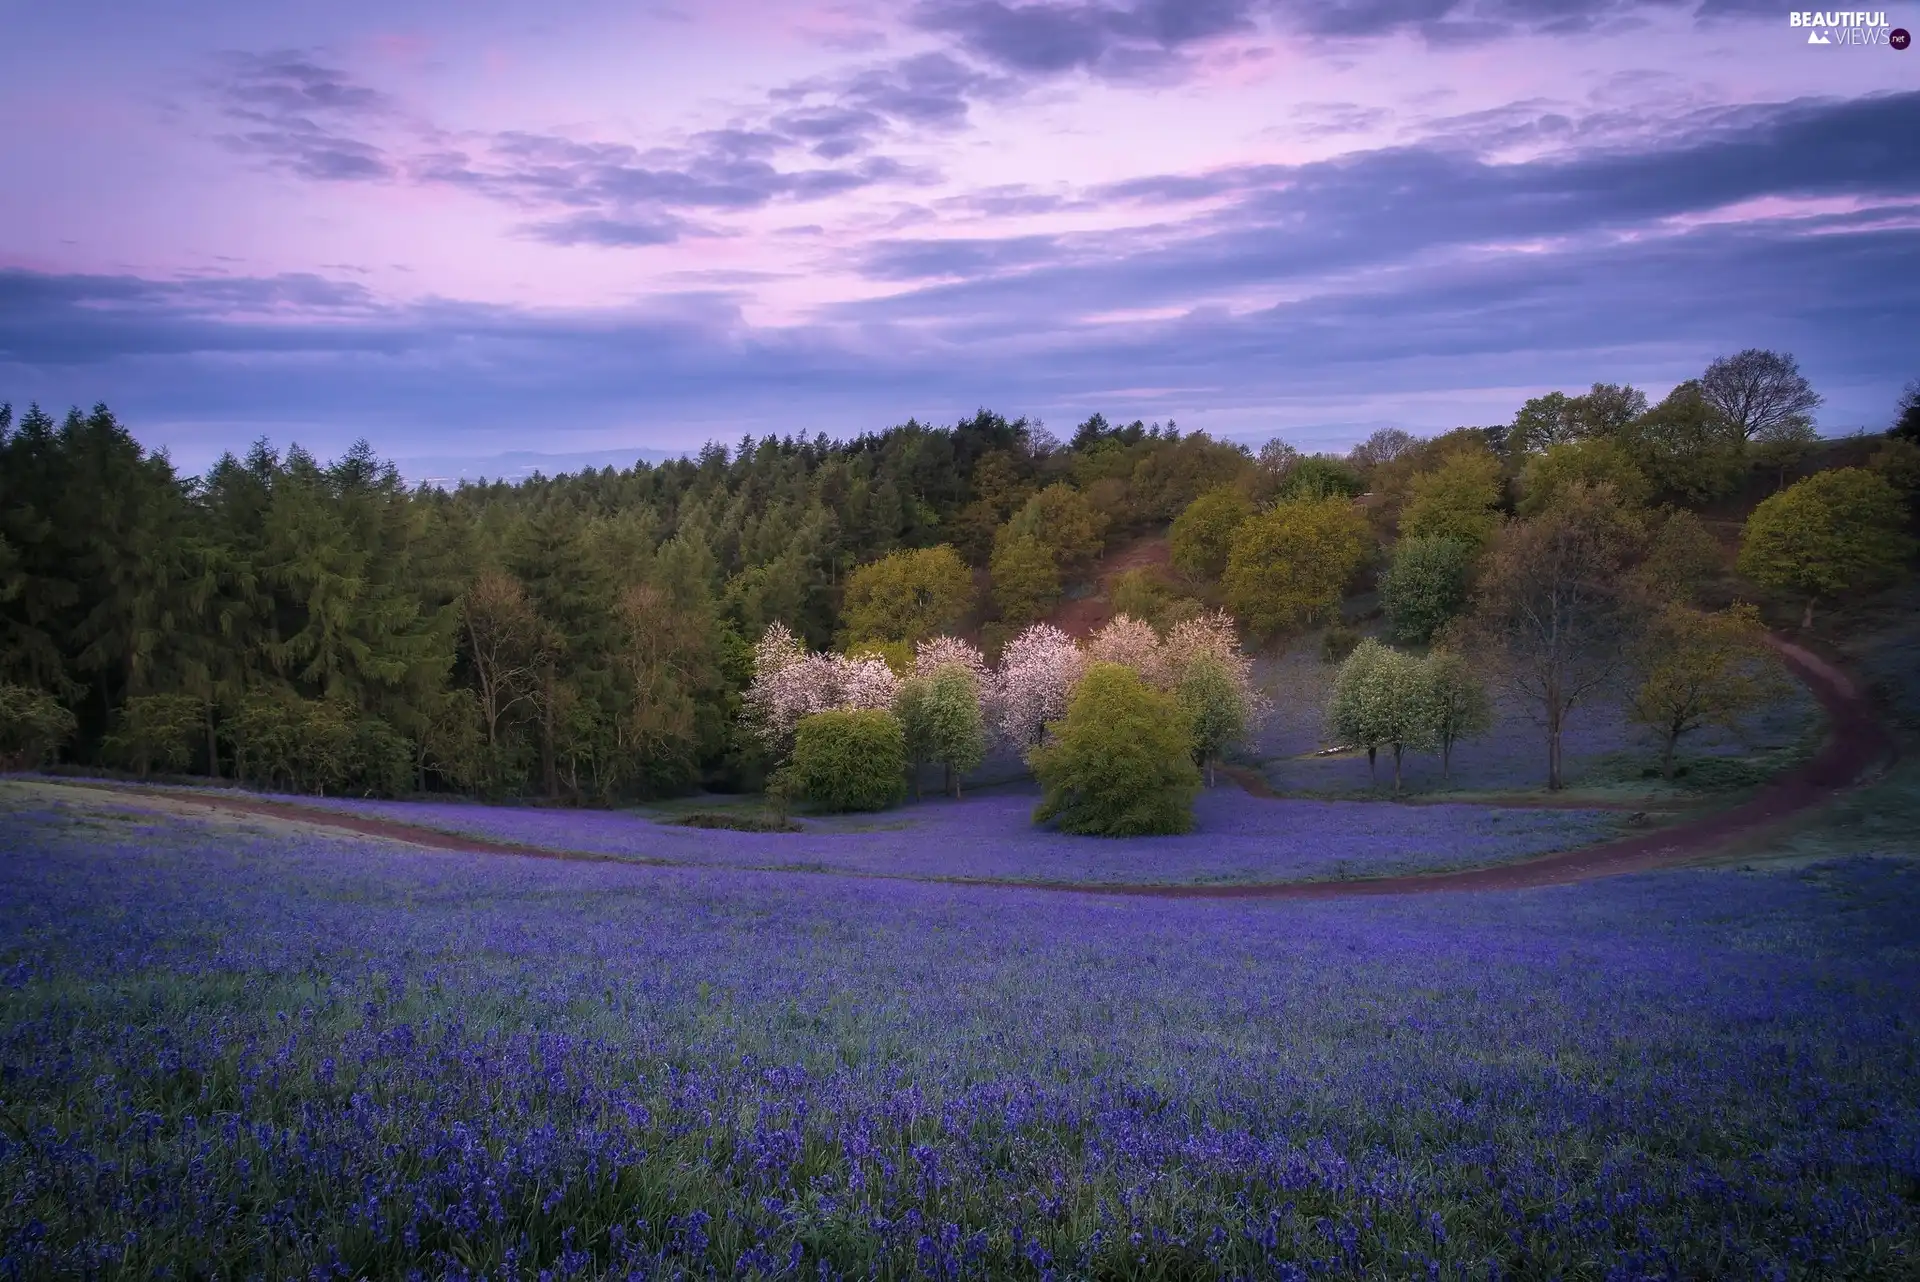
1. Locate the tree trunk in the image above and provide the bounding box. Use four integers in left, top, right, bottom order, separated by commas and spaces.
1441, 736, 1452, 782
1392, 743, 1403, 794
205, 702, 220, 779
1546, 699, 1564, 791
1661, 731, 1677, 780
540, 663, 558, 799
1366, 744, 1377, 782
1801, 597, 1815, 630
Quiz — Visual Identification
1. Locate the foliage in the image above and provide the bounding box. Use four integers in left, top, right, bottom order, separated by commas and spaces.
785, 708, 907, 813
1867, 436, 1920, 494
1632, 508, 1724, 607
1517, 440, 1652, 517
1030, 662, 1200, 835
1222, 497, 1372, 638
1467, 482, 1647, 789
1399, 448, 1504, 548
1107, 566, 1202, 632
0, 684, 78, 769
1276, 455, 1365, 501
1176, 655, 1247, 787
1628, 602, 1786, 779
1085, 614, 1168, 687
101, 692, 202, 777
228, 692, 357, 795
1002, 483, 1108, 577
987, 531, 1061, 626
672, 810, 801, 833
1751, 417, 1820, 489
921, 665, 987, 798
1169, 486, 1253, 580
1326, 639, 1430, 791
1320, 623, 1360, 664
986, 623, 1085, 752
1893, 379, 1920, 442
1615, 380, 1746, 502
740, 623, 900, 759
1380, 536, 1476, 645
1417, 649, 1493, 781
838, 544, 974, 645
1736, 468, 1914, 628
1699, 348, 1822, 442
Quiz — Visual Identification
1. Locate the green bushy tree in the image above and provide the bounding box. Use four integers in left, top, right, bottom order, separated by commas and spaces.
1170, 486, 1252, 580
0, 684, 77, 769
1381, 536, 1475, 645
1737, 468, 1913, 628
787, 708, 908, 813
1030, 663, 1200, 835
102, 692, 202, 777
1176, 653, 1247, 787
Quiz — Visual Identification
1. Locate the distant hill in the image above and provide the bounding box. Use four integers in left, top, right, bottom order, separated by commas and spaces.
394, 446, 688, 486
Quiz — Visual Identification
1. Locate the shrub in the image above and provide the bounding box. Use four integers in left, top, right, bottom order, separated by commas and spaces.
0, 685, 77, 769
1381, 536, 1475, 645
787, 709, 908, 813
1320, 624, 1360, 664
674, 811, 801, 833
102, 693, 203, 777
1030, 663, 1200, 836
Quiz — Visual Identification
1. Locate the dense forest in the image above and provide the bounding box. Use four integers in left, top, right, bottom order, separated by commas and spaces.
2, 352, 1916, 802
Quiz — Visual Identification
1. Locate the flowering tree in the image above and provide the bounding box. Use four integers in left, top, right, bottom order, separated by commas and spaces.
1164, 611, 1270, 726
986, 623, 1086, 754
913, 635, 990, 687
1085, 615, 1167, 688
743, 623, 901, 757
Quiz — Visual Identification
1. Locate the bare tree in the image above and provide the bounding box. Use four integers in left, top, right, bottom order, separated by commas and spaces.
459, 570, 549, 752
1468, 482, 1646, 790
1700, 349, 1822, 443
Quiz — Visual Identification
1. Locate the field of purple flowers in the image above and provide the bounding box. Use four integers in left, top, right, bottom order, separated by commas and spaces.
3, 783, 1917, 1278
230, 785, 1622, 885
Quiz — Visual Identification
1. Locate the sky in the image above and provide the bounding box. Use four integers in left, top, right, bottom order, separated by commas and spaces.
1, 0, 1916, 477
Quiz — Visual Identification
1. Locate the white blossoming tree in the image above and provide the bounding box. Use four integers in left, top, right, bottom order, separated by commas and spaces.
912, 635, 990, 687
743, 623, 902, 759
987, 623, 1087, 755
1163, 611, 1270, 782
1085, 614, 1168, 688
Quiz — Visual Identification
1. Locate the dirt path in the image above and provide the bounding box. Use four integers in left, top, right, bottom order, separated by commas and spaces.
1052, 536, 1172, 639
37, 637, 1892, 901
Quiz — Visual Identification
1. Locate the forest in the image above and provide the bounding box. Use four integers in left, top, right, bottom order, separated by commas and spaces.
2, 351, 1916, 804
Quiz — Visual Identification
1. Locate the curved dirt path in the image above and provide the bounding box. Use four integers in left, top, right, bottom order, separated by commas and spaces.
40, 637, 1891, 900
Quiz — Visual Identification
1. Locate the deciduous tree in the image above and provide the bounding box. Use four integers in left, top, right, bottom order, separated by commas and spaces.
1400, 448, 1504, 548
1223, 497, 1372, 638
1170, 486, 1253, 580
1700, 348, 1822, 443
1030, 662, 1199, 835
1381, 536, 1476, 645
839, 544, 974, 645
1737, 468, 1912, 628
1468, 482, 1646, 790
1628, 602, 1785, 779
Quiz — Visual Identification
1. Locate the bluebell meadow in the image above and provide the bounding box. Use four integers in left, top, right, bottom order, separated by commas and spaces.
2, 788, 1916, 1278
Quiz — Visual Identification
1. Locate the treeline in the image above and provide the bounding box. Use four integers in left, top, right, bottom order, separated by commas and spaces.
1, 355, 1915, 799
0, 405, 1255, 798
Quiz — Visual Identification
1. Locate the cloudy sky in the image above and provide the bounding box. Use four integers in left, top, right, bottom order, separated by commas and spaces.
1, 0, 1915, 474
